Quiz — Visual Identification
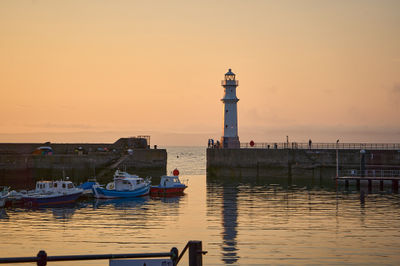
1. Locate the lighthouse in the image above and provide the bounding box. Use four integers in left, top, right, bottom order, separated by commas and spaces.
221, 69, 240, 148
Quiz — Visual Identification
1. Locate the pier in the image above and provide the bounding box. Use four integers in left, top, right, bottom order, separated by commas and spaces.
0, 137, 167, 189
207, 142, 400, 182
336, 170, 400, 192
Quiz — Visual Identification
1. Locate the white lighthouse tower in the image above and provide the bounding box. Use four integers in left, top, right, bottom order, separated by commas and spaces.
221, 69, 240, 148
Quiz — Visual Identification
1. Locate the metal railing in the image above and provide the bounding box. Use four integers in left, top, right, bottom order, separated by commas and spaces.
239, 142, 400, 150
0, 240, 206, 266
221, 80, 239, 86
340, 169, 400, 178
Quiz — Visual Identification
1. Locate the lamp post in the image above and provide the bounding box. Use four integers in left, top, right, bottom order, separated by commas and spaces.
336, 139, 339, 178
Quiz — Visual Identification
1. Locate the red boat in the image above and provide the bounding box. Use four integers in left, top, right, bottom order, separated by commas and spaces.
150, 169, 187, 196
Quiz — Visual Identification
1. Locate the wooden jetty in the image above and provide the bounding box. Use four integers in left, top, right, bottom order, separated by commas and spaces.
336, 170, 400, 192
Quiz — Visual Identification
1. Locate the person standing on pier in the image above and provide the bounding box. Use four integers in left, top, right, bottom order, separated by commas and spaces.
309, 139, 312, 149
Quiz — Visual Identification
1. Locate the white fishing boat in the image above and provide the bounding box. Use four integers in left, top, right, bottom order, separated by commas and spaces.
92, 170, 151, 199
21, 179, 83, 207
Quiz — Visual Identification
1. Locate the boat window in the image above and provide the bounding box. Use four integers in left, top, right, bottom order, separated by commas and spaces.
62, 183, 66, 188
67, 183, 73, 189
49, 183, 53, 188
54, 183, 58, 188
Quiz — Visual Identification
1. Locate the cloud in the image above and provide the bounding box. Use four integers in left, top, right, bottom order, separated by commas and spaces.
26, 123, 97, 130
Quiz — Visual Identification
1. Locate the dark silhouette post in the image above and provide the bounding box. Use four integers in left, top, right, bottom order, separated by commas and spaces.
189, 241, 203, 266
360, 150, 366, 177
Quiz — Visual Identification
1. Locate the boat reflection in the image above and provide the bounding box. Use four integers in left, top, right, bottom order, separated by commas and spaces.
92, 196, 149, 209
51, 205, 77, 220
0, 208, 9, 219
151, 194, 185, 204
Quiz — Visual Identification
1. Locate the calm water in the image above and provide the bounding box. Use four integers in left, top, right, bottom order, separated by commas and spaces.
1, 146, 400, 265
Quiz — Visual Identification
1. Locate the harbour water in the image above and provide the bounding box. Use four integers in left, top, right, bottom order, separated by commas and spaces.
1, 146, 400, 265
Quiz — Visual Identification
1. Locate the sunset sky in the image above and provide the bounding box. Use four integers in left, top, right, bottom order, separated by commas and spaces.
1, 0, 399, 146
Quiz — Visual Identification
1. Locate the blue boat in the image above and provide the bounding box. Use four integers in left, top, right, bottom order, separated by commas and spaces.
92, 170, 151, 199
78, 178, 99, 196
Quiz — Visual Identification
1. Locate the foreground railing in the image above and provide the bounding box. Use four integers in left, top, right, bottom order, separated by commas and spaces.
0, 240, 206, 266
238, 142, 400, 150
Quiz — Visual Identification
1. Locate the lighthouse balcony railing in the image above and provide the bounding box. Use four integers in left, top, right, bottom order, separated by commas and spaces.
221, 80, 239, 86
239, 142, 400, 150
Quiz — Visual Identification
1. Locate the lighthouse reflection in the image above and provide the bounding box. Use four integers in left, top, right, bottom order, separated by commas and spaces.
208, 179, 240, 264
221, 184, 239, 264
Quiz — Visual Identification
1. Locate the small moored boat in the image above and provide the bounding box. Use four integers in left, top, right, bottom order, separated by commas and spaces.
150, 169, 187, 196
0, 186, 10, 208
78, 178, 99, 196
21, 180, 83, 207
92, 170, 151, 199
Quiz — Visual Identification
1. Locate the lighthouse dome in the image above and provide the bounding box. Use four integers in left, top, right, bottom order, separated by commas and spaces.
225, 69, 235, 80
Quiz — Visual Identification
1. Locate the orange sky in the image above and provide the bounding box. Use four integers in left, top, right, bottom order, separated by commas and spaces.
0, 0, 399, 145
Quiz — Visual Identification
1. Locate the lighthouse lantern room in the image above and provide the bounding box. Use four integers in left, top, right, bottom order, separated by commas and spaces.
221, 69, 240, 148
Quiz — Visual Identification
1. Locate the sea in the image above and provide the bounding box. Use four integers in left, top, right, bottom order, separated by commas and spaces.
1, 146, 400, 265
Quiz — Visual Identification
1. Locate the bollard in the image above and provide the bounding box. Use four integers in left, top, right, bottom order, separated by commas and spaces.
188, 241, 203, 266
37, 251, 47, 266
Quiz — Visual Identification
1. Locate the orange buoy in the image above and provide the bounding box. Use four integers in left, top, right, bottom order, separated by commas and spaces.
173, 168, 179, 176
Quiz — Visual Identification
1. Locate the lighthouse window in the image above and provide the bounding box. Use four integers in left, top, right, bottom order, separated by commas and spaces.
226, 109, 228, 113
225, 125, 228, 128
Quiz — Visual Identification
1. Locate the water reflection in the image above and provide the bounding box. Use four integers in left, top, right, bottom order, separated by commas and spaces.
221, 185, 239, 264
0, 208, 9, 220
208, 175, 400, 265
151, 195, 183, 204
93, 197, 149, 209
2, 173, 400, 265
52, 206, 76, 220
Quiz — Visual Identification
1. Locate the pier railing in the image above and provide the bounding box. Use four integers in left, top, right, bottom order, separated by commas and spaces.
340, 169, 400, 178
0, 240, 206, 266
239, 142, 400, 150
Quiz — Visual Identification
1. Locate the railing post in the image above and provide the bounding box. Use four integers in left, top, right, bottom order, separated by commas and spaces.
37, 251, 47, 266
170, 247, 178, 266
188, 241, 203, 266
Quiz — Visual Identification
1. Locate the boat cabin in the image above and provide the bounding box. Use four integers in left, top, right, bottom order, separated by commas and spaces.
35, 180, 76, 194
160, 176, 184, 188
112, 170, 148, 191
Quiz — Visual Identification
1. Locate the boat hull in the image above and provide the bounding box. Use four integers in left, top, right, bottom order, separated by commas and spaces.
0, 198, 6, 208
22, 191, 83, 207
150, 185, 187, 196
92, 185, 150, 199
